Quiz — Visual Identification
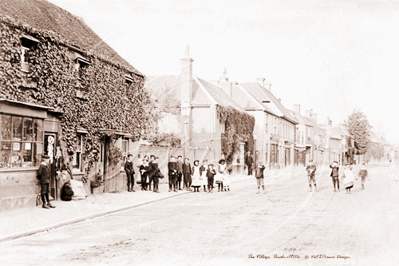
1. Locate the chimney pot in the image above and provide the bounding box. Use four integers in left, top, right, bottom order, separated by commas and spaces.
293, 104, 300, 114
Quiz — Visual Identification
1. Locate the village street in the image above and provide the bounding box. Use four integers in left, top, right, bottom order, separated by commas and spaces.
0, 164, 398, 266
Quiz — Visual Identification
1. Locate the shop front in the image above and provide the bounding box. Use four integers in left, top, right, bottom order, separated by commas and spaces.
0, 99, 62, 211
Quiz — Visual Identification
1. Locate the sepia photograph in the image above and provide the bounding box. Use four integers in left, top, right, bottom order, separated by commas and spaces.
0, 0, 399, 265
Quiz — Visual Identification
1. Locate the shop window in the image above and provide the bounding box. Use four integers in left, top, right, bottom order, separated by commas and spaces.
1, 115, 43, 168
72, 133, 85, 173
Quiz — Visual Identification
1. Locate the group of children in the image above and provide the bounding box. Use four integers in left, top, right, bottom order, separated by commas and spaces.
176, 157, 231, 193
135, 154, 232, 193
306, 160, 369, 194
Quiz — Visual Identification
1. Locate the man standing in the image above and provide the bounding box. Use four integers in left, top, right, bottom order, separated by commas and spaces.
183, 158, 192, 191
125, 153, 135, 192
306, 160, 317, 192
37, 155, 55, 209
147, 155, 156, 191
168, 156, 178, 192
176, 155, 183, 190
151, 157, 161, 193
245, 151, 254, 175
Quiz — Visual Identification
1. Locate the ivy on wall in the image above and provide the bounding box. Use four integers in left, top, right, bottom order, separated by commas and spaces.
0, 15, 157, 174
217, 105, 255, 165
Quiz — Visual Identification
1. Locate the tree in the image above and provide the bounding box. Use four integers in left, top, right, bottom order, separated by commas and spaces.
343, 109, 372, 155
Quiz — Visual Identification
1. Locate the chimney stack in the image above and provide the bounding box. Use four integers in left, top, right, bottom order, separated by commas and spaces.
218, 67, 232, 97
181, 45, 193, 105
293, 104, 300, 114
256, 77, 265, 88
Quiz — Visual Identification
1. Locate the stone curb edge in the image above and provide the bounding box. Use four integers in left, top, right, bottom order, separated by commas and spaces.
0, 176, 253, 244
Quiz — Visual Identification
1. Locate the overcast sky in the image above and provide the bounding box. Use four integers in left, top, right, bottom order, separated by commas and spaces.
49, 0, 399, 144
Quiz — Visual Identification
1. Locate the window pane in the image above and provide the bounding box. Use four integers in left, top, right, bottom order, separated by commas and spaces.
12, 117, 23, 141
72, 152, 80, 170
10, 142, 22, 167
0, 142, 11, 168
34, 119, 43, 142
1, 115, 12, 140
23, 118, 33, 141
35, 143, 42, 165
22, 142, 33, 167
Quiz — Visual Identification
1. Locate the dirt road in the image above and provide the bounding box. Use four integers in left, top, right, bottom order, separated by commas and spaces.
1, 164, 398, 266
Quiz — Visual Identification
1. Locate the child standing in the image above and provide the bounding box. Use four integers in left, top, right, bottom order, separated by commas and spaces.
201, 159, 208, 192
306, 160, 317, 192
207, 164, 216, 193
215, 159, 226, 192
37, 155, 55, 209
223, 166, 231, 192
256, 163, 266, 194
342, 164, 355, 194
359, 163, 368, 190
191, 160, 202, 192
330, 161, 340, 192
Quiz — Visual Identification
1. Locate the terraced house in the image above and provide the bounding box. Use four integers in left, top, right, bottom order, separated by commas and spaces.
0, 0, 152, 210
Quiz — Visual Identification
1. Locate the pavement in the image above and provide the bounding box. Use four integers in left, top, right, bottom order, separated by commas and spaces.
0, 173, 254, 243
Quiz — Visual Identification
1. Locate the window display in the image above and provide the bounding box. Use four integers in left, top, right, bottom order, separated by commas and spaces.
0, 115, 44, 168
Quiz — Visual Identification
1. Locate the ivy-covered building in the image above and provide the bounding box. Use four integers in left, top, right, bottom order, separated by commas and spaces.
145, 46, 255, 169
0, 0, 152, 210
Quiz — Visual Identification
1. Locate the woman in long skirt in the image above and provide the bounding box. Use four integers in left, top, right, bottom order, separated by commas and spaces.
342, 164, 355, 194
200, 159, 208, 192
191, 160, 202, 192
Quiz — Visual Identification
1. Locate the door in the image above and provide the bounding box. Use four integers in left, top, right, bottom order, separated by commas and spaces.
44, 133, 57, 200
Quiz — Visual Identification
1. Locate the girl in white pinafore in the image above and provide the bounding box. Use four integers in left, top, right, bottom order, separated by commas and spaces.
201, 160, 208, 192
215, 159, 226, 192
191, 160, 202, 192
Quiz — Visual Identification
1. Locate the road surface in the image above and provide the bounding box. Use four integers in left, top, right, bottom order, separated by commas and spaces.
1, 164, 398, 266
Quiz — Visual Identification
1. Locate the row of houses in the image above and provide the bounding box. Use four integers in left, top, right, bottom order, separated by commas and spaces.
0, 0, 392, 211
146, 46, 392, 170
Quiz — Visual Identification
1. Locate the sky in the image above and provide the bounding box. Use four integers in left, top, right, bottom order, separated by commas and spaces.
49, 0, 399, 144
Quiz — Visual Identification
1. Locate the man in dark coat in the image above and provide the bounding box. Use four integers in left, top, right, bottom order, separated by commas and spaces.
147, 155, 156, 191
245, 151, 254, 175
329, 161, 340, 192
151, 157, 161, 193
176, 155, 183, 190
125, 153, 135, 192
182, 158, 192, 191
37, 155, 55, 209
168, 156, 178, 192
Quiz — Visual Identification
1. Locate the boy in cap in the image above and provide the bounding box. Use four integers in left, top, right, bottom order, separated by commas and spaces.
125, 153, 135, 192
256, 163, 266, 194
37, 155, 55, 209
176, 156, 183, 190
306, 160, 317, 192
168, 156, 178, 192
329, 161, 340, 192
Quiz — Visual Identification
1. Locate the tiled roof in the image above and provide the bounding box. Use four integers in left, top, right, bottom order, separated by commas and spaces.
0, 0, 141, 75
195, 78, 244, 111
240, 82, 297, 124
144, 75, 244, 111
231, 84, 277, 115
290, 110, 313, 126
